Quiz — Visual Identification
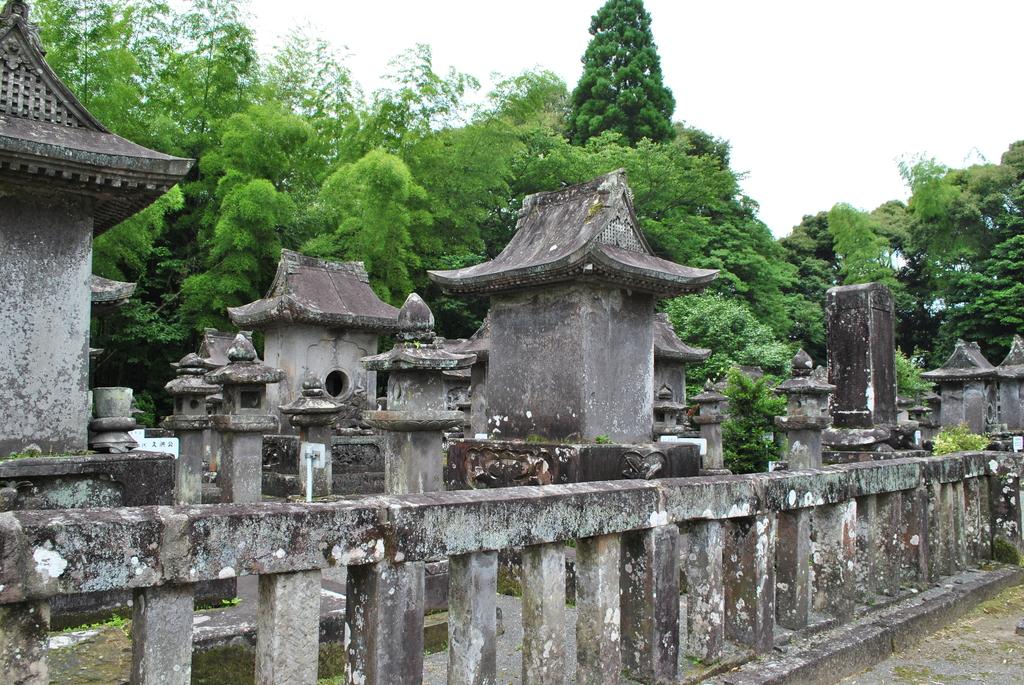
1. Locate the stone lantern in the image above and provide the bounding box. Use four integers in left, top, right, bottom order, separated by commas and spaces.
361, 294, 475, 495
205, 333, 284, 503
0, 0, 191, 457
774, 350, 835, 469
692, 382, 727, 470
162, 353, 219, 504
279, 378, 342, 498
652, 313, 709, 439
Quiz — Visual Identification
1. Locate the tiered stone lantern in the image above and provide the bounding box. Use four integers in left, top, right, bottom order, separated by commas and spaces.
360, 294, 475, 495
279, 378, 342, 499
88, 387, 139, 453
162, 353, 219, 504
775, 350, 835, 469
692, 381, 727, 470
205, 333, 284, 503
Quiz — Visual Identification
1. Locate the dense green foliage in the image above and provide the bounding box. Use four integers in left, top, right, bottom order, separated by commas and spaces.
567, 0, 675, 145
721, 369, 786, 474
932, 424, 989, 456
36, 0, 1022, 425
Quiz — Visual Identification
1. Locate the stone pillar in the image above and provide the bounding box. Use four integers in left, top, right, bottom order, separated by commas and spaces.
775, 350, 834, 469
692, 383, 726, 470
162, 353, 219, 504
349, 294, 473, 685
279, 378, 341, 499
256, 570, 322, 685
901, 486, 930, 586
0, 600, 49, 685
684, 519, 724, 660
521, 543, 566, 685
362, 294, 474, 495
88, 386, 139, 453
723, 514, 776, 652
826, 283, 897, 428
811, 501, 857, 620
0, 196, 92, 457
206, 333, 284, 503
923, 340, 996, 433
448, 551, 497, 685
131, 584, 193, 685
775, 508, 811, 630
576, 533, 621, 685
620, 525, 679, 683
989, 472, 1023, 555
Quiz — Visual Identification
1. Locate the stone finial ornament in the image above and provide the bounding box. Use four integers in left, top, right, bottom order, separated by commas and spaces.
775, 350, 835, 468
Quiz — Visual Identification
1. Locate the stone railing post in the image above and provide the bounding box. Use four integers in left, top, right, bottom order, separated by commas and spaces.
621, 524, 679, 683
279, 378, 341, 499
692, 382, 727, 470
521, 542, 566, 684
989, 469, 1023, 556
774, 350, 834, 469
684, 519, 724, 661
131, 585, 194, 685
576, 533, 621, 684
162, 353, 219, 504
724, 513, 776, 652
811, 500, 857, 620
775, 508, 811, 630
256, 570, 322, 684
0, 601, 49, 685
205, 333, 284, 503
348, 294, 473, 685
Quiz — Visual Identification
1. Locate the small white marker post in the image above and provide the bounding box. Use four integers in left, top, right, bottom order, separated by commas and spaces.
1014, 436, 1023, 453
301, 442, 327, 503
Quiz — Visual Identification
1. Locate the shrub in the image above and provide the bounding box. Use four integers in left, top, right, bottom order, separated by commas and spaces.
722, 368, 785, 474
932, 424, 988, 455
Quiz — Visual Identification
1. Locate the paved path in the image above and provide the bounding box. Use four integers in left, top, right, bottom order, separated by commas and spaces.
839, 582, 1024, 685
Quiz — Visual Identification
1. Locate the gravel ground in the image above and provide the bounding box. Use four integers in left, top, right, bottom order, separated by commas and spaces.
839, 582, 1024, 685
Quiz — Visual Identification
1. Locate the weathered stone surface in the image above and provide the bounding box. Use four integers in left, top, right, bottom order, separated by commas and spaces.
775, 508, 811, 630
521, 543, 566, 685
0, 452, 174, 510
575, 533, 621, 685
723, 514, 776, 652
256, 569, 321, 685
447, 551, 497, 685
345, 560, 424, 685
0, 600, 49, 685
685, 519, 724, 661
826, 283, 897, 428
620, 525, 678, 684
131, 584, 193, 685
811, 500, 857, 620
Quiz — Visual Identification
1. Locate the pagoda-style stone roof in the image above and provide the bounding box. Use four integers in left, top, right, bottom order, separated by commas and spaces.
196, 329, 260, 369
447, 317, 491, 363
228, 250, 399, 332
653, 313, 710, 363
428, 169, 718, 296
90, 275, 135, 308
921, 340, 996, 382
997, 335, 1024, 380
362, 294, 475, 372
0, 1, 192, 232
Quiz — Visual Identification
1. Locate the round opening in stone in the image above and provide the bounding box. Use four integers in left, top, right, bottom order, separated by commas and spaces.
325, 369, 350, 398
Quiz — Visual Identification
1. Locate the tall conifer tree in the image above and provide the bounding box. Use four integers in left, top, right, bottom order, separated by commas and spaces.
568, 0, 675, 145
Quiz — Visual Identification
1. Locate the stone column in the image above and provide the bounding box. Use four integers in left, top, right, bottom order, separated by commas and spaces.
162, 353, 219, 505
684, 519, 724, 661
205, 333, 284, 503
723, 514, 776, 652
996, 335, 1024, 431
348, 294, 474, 685
88, 386, 138, 453
576, 533, 621, 685
775, 508, 811, 630
131, 585, 193, 685
448, 552, 498, 685
620, 525, 679, 683
0, 600, 49, 685
279, 378, 342, 499
775, 350, 835, 469
811, 501, 857, 620
362, 294, 474, 494
692, 382, 727, 470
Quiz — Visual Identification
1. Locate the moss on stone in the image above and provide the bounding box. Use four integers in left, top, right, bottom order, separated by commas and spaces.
992, 536, 1022, 565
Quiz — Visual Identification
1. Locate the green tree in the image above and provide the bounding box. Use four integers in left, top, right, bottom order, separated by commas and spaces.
567, 0, 675, 146
304, 149, 429, 303
722, 369, 786, 474
663, 293, 793, 385
827, 203, 895, 286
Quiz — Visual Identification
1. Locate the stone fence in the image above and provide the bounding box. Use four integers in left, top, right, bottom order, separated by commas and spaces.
1, 452, 1022, 684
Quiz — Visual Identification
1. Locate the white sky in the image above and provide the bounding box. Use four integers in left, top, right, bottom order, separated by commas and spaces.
246, 0, 1024, 238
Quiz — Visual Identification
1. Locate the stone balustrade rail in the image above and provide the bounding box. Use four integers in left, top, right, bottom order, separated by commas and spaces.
1, 451, 1021, 684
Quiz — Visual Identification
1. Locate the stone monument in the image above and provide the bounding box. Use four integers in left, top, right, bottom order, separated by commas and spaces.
429, 169, 716, 443
0, 0, 191, 456
996, 335, 1024, 432
228, 250, 399, 432
775, 350, 835, 468
922, 339, 997, 434
653, 312, 709, 438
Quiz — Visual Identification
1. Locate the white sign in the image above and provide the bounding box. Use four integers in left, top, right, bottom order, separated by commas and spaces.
301, 442, 327, 469
474, 433, 489, 440
136, 437, 180, 459
914, 430, 922, 447
1014, 436, 1023, 453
